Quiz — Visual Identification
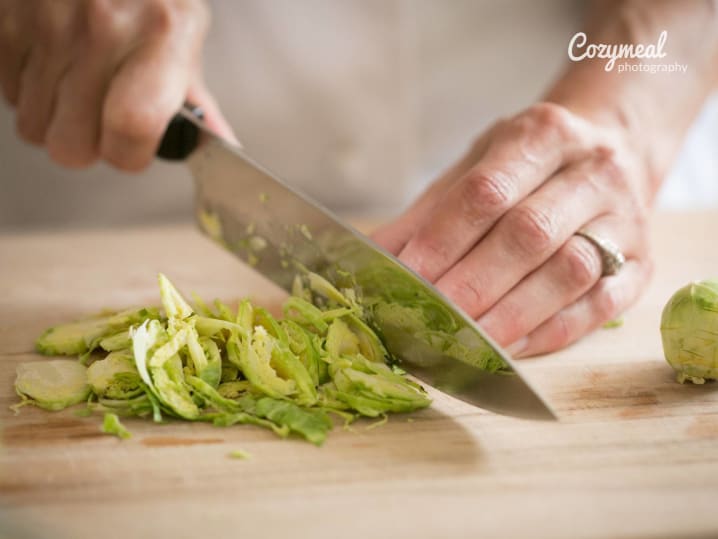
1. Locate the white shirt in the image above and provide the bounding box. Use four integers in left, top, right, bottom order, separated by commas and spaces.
0, 0, 715, 229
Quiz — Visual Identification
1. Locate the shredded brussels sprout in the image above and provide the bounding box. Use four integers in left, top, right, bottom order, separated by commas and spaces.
15, 272, 431, 445
102, 412, 132, 439
228, 449, 252, 460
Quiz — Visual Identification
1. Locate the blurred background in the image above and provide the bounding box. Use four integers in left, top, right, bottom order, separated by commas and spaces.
1, 0, 716, 232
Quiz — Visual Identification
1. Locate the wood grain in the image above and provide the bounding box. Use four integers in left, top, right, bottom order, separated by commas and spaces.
1, 214, 717, 539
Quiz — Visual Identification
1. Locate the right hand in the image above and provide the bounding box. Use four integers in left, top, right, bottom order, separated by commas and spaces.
0, 0, 234, 171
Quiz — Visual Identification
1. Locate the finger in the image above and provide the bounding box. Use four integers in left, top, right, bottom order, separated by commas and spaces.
574, 211, 649, 262
511, 258, 652, 358
0, 47, 27, 106
99, 40, 193, 171
436, 156, 613, 319
45, 0, 148, 168
45, 47, 117, 168
477, 210, 644, 347
187, 78, 239, 145
14, 46, 73, 145
0, 5, 30, 105
397, 104, 589, 281
14, 4, 76, 144
99, 2, 209, 173
371, 129, 493, 255
477, 234, 605, 347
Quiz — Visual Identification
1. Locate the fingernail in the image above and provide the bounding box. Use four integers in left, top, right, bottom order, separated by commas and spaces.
505, 337, 528, 357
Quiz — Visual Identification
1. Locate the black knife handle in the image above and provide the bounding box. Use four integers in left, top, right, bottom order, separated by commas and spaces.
156, 103, 204, 160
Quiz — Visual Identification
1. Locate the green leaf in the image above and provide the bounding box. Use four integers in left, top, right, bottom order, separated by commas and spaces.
102, 413, 132, 439
281, 319, 322, 386
254, 397, 333, 445
99, 330, 132, 352
283, 297, 329, 333
228, 449, 252, 460
87, 351, 143, 399
26, 271, 433, 446
36, 307, 158, 357
187, 375, 240, 413
158, 273, 194, 321
226, 330, 296, 399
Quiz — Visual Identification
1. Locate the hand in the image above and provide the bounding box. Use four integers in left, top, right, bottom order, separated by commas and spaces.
0, 0, 234, 171
373, 102, 654, 357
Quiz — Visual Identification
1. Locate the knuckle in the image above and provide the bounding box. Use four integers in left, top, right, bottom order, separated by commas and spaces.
145, 0, 207, 37
455, 280, 485, 316
524, 102, 575, 140
407, 233, 450, 278
507, 205, 557, 257
562, 239, 601, 290
442, 277, 486, 317
103, 104, 165, 145
592, 145, 632, 192
529, 102, 570, 127
506, 113, 534, 140
143, 0, 178, 37
86, 0, 130, 47
460, 170, 515, 223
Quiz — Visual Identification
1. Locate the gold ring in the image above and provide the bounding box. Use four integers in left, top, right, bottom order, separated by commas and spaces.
575, 229, 626, 277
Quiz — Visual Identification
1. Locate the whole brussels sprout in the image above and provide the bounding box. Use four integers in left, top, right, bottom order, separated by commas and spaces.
660, 279, 718, 384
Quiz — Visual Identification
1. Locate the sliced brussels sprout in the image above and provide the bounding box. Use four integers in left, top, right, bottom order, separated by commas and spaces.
23, 272, 432, 445
226, 329, 295, 398
36, 307, 158, 357
87, 351, 142, 399
15, 359, 90, 411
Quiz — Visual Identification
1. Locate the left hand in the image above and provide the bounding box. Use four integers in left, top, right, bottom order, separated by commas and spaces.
372, 102, 654, 357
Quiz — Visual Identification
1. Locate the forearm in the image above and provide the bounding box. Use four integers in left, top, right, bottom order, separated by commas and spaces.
545, 0, 718, 200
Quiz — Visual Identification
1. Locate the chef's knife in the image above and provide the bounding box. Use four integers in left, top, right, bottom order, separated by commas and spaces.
158, 104, 556, 420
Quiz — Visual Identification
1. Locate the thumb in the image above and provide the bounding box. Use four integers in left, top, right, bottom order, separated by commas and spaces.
187, 77, 239, 146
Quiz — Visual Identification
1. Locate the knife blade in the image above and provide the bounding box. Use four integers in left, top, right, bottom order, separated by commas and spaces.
158, 104, 556, 421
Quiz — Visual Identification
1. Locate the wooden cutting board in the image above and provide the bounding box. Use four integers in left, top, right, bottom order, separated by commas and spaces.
1, 213, 717, 539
